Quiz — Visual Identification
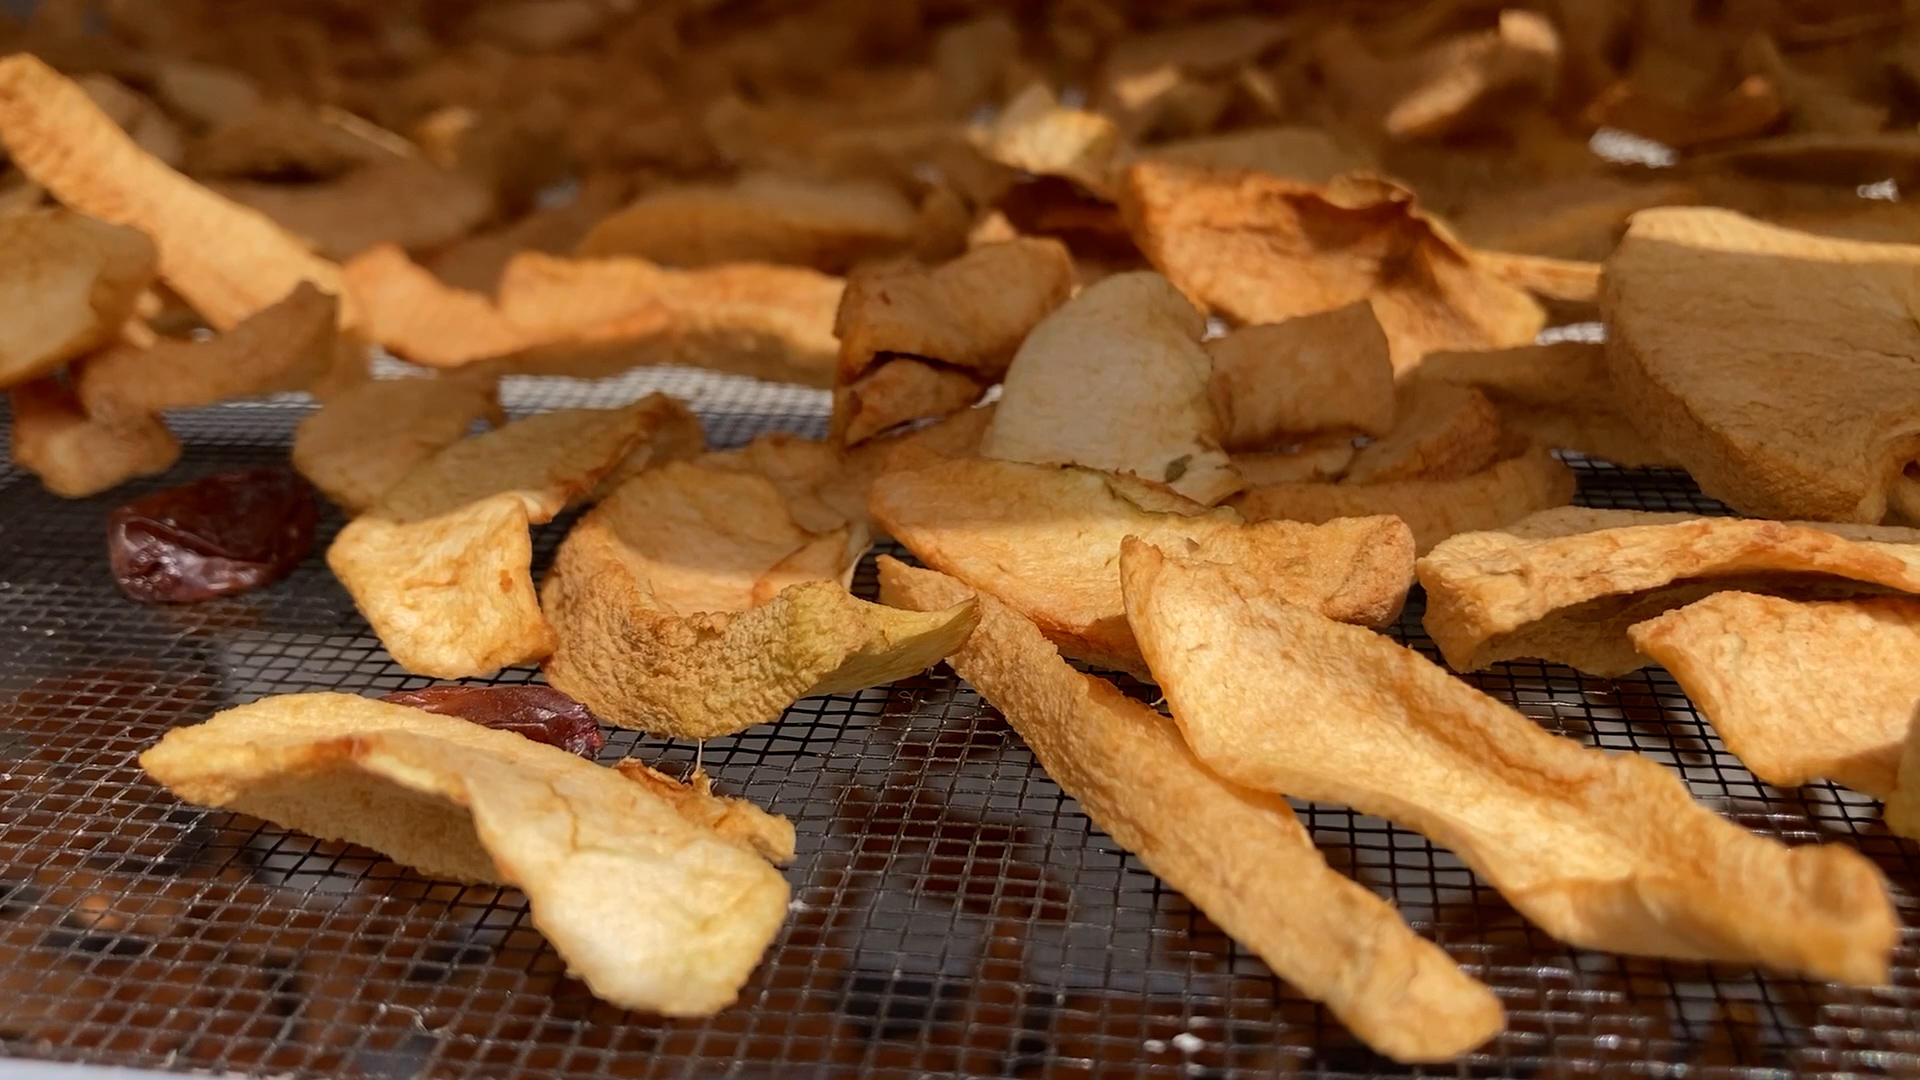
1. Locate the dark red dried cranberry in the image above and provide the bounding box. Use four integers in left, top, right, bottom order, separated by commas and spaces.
379, 685, 607, 758
107, 467, 318, 603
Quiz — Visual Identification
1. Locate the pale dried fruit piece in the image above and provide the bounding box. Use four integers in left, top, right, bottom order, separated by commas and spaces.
1318, 11, 1560, 142
1120, 541, 1897, 985
1233, 435, 1358, 485
1233, 443, 1575, 554
0, 54, 347, 330
1205, 302, 1395, 451
1603, 208, 1920, 523
831, 239, 1073, 446
212, 157, 493, 261
1344, 383, 1506, 485
1132, 126, 1369, 186
576, 173, 918, 272
1120, 164, 1544, 374
1450, 176, 1698, 263
75, 282, 336, 420
0, 208, 157, 387
1630, 592, 1920, 798
78, 75, 184, 169
8, 376, 179, 498
983, 271, 1240, 505
328, 397, 702, 678
328, 493, 553, 678
292, 372, 503, 514
971, 83, 1120, 197
1416, 342, 1671, 468
878, 559, 1503, 1064
541, 460, 978, 739
870, 458, 1413, 679
139, 692, 791, 1017
342, 244, 525, 367
1473, 251, 1601, 305
1418, 513, 1920, 677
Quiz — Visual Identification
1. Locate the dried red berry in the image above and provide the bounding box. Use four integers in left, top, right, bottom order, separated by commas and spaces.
379, 685, 607, 758
107, 466, 318, 603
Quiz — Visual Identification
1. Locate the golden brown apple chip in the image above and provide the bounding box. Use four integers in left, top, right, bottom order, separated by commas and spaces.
1585, 73, 1785, 150
1097, 16, 1290, 140
211, 157, 493, 261
77, 74, 185, 170
1318, 11, 1560, 142
0, 209, 157, 388
8, 376, 178, 498
1418, 512, 1920, 677
1120, 164, 1544, 374
1630, 592, 1920, 798
576, 172, 919, 272
1450, 176, 1699, 263
971, 84, 1121, 197
1132, 126, 1370, 186
0, 54, 348, 331
1344, 383, 1505, 485
870, 458, 1413, 679
327, 493, 554, 678
877, 559, 1503, 1064
1205, 302, 1395, 451
1604, 207, 1920, 523
541, 460, 978, 738
328, 396, 702, 677
140, 693, 791, 1017
1120, 541, 1897, 985
1232, 443, 1576, 554
831, 239, 1073, 445
292, 372, 503, 514
1416, 342, 1672, 468
1233, 435, 1358, 486
1472, 250, 1601, 305
341, 244, 525, 367
982, 271, 1241, 506
74, 281, 336, 419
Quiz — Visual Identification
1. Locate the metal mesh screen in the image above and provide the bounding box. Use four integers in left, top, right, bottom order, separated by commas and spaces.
1, 368, 1915, 1080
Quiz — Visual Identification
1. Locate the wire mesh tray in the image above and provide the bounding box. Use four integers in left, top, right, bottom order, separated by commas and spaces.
2, 368, 1916, 1080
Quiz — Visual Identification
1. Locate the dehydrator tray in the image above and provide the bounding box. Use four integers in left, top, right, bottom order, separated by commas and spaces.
1, 367, 1916, 1080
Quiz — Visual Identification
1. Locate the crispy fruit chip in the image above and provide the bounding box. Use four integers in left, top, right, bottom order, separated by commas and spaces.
329, 396, 702, 677
1120, 163, 1544, 374
972, 83, 1120, 197
211, 156, 492, 261
341, 244, 525, 367
869, 458, 1413, 679
1604, 208, 1920, 522
1630, 592, 1920, 798
1132, 126, 1370, 185
8, 376, 179, 498
1120, 541, 1898, 985
1419, 510, 1920, 677
983, 271, 1241, 505
576, 173, 918, 272
292, 372, 503, 514
1343, 382, 1505, 485
541, 460, 978, 739
0, 209, 157, 387
832, 238, 1072, 446
139, 693, 791, 1017
0, 54, 348, 330
75, 282, 336, 419
1233, 443, 1575, 554
1205, 302, 1395, 450
877, 559, 1503, 1063
1416, 342, 1672, 467
1233, 434, 1358, 485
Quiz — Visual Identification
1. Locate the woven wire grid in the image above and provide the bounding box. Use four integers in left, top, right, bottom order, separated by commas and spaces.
0, 367, 1916, 1080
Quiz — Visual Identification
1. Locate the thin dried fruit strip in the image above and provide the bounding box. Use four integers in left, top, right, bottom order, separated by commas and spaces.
1121, 541, 1898, 985
0, 208, 156, 388
8, 376, 179, 498
878, 558, 1503, 1064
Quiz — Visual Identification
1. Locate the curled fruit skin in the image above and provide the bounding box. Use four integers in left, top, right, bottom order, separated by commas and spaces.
107, 466, 318, 603
379, 685, 608, 758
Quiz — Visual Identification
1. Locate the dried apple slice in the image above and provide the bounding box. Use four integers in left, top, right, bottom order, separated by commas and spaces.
983, 271, 1240, 505
542, 460, 978, 739
210, 156, 490, 260
1119, 163, 1543, 374
877, 559, 1503, 1063
1204, 302, 1395, 451
341, 244, 526, 367
1630, 591, 1920, 798
870, 458, 1413, 679
140, 692, 791, 1017
1342, 382, 1505, 485
1120, 540, 1898, 985
0, 208, 156, 388
1232, 442, 1575, 554
1420, 511, 1920, 676
292, 371, 503, 514
1604, 208, 1920, 522
8, 376, 179, 498
1415, 342, 1672, 468
0, 54, 348, 330
971, 83, 1120, 197
75, 281, 336, 419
